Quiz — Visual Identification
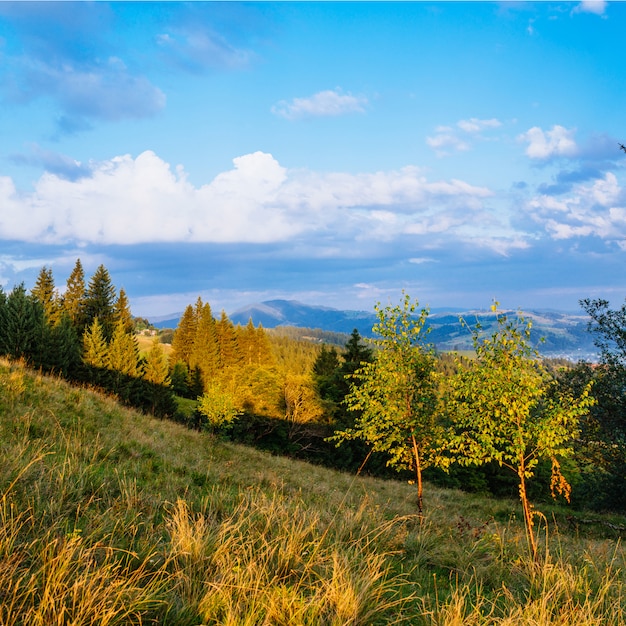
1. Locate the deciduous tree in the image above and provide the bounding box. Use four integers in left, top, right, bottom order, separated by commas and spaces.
332, 293, 440, 514
446, 305, 594, 560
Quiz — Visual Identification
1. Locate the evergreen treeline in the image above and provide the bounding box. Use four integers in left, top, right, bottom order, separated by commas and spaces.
0, 261, 176, 417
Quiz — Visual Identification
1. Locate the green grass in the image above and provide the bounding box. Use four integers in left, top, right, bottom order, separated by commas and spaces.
1, 357, 625, 624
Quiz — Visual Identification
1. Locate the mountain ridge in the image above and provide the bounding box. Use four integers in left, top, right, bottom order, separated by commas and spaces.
149, 299, 598, 361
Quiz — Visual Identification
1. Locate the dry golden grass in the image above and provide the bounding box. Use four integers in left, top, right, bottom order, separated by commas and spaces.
0, 358, 625, 624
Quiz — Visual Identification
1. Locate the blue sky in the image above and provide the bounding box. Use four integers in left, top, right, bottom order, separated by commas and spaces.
0, 1, 625, 318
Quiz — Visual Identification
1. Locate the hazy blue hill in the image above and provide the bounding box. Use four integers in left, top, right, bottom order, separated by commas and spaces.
229, 299, 378, 336
150, 299, 598, 360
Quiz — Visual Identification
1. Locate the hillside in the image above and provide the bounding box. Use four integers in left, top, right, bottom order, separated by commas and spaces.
1, 358, 625, 624
152, 299, 597, 360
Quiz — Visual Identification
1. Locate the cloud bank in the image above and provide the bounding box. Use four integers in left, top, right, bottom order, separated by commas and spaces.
0, 150, 503, 248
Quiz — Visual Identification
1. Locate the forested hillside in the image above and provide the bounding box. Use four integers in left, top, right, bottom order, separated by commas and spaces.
2, 260, 626, 514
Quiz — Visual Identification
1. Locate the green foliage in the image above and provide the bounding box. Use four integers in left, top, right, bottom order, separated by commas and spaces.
42, 312, 82, 377
82, 317, 108, 370
62, 258, 87, 331
577, 297, 626, 511
84, 264, 117, 341
333, 293, 440, 512
114, 288, 134, 334
31, 265, 59, 323
107, 319, 141, 377
0, 284, 45, 362
197, 385, 241, 432
581, 297, 626, 365
445, 305, 594, 559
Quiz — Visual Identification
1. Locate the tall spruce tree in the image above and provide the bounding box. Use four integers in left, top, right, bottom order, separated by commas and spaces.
46, 313, 81, 377
63, 259, 87, 331
216, 310, 241, 371
1, 284, 45, 362
171, 304, 197, 366
83, 317, 108, 369
85, 265, 117, 341
107, 318, 141, 377
190, 301, 219, 389
114, 288, 134, 334
31, 266, 59, 324
143, 336, 171, 386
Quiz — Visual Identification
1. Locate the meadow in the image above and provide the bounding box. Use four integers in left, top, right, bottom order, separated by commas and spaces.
1, 356, 625, 625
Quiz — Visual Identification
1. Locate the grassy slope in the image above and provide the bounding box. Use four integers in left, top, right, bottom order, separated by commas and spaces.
1, 357, 625, 625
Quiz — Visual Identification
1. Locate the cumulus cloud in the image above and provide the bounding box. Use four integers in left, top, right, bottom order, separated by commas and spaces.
528, 172, 626, 244
519, 125, 578, 160
0, 150, 500, 249
272, 89, 368, 120
427, 117, 502, 156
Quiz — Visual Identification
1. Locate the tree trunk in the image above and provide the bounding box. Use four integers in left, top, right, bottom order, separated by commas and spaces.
412, 434, 424, 516
518, 458, 538, 561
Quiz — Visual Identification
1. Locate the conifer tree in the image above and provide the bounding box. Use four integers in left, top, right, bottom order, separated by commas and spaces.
46, 313, 81, 377
216, 310, 241, 370
238, 318, 259, 366
83, 317, 108, 369
170, 361, 190, 397
143, 336, 171, 386
107, 318, 141, 377
190, 301, 219, 388
0, 288, 7, 354
31, 266, 59, 324
1, 284, 45, 362
85, 264, 117, 340
114, 288, 134, 334
63, 259, 87, 331
342, 329, 374, 375
171, 304, 197, 366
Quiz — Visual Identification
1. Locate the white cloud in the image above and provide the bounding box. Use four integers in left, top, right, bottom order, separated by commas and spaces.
529, 172, 626, 242
408, 257, 437, 265
427, 117, 502, 156
271, 89, 367, 120
573, 1, 607, 16
457, 118, 502, 133
0, 150, 499, 248
426, 132, 470, 154
519, 125, 578, 160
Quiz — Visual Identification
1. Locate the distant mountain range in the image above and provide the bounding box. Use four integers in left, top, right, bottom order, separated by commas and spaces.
149, 299, 598, 361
